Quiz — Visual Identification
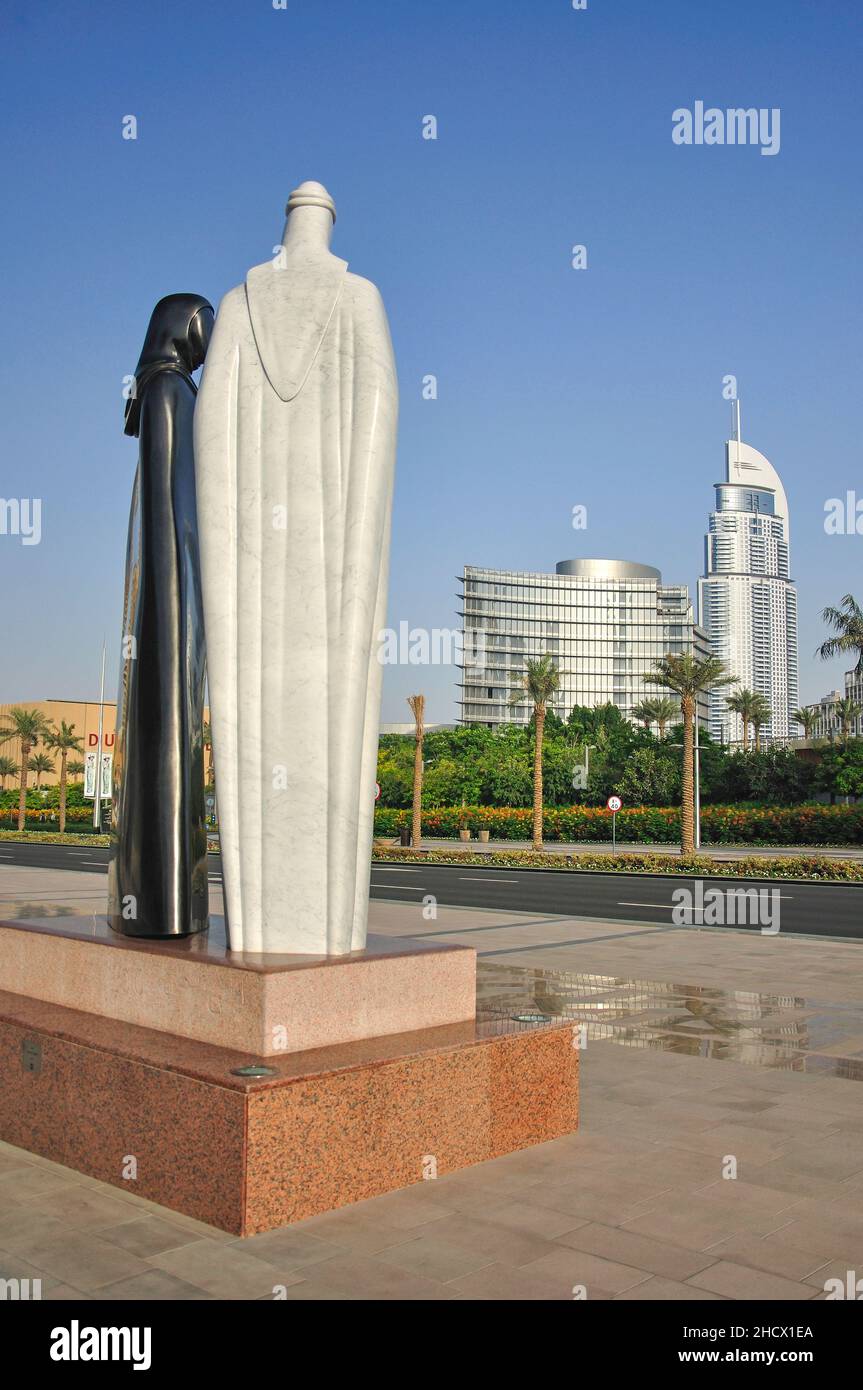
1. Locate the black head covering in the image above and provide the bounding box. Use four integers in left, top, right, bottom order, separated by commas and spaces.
124, 293, 214, 437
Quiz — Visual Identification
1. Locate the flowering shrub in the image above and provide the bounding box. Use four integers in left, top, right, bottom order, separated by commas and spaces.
0, 805, 96, 827
373, 803, 863, 846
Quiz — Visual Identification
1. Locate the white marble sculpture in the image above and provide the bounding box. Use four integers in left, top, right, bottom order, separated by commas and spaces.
194, 182, 398, 954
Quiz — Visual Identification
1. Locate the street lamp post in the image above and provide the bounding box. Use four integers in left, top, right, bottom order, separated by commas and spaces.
694, 732, 701, 850
571, 743, 595, 792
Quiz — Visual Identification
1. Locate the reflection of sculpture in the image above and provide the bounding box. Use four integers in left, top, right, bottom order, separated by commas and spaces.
195, 182, 398, 955
108, 294, 214, 938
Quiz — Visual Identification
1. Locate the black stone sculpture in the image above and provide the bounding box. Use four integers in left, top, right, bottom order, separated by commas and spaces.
107, 294, 214, 937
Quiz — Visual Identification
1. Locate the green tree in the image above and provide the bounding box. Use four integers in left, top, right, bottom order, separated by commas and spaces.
815, 742, 863, 801
650, 696, 679, 738
619, 746, 681, 805
818, 594, 863, 674
422, 756, 482, 807
566, 703, 642, 804
631, 696, 679, 738
28, 752, 55, 788
0, 706, 52, 830
726, 688, 771, 751
749, 693, 772, 751
477, 737, 533, 806
835, 697, 862, 743
45, 721, 84, 834
509, 655, 561, 849
376, 740, 413, 808
792, 706, 818, 740
0, 755, 17, 789
644, 654, 737, 855
713, 747, 814, 805
631, 700, 655, 732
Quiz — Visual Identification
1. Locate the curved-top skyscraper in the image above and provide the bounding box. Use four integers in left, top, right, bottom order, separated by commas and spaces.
697, 416, 799, 743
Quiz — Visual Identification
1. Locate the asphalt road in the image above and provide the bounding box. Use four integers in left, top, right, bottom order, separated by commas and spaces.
1, 839, 861, 939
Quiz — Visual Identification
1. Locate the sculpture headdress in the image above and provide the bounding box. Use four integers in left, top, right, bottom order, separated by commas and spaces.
124, 293, 214, 437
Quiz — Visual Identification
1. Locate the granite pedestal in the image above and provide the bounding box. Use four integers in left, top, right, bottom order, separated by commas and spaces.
0, 915, 477, 1055
0, 916, 579, 1235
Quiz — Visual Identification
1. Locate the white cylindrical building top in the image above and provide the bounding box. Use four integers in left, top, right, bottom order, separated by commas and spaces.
555, 558, 662, 581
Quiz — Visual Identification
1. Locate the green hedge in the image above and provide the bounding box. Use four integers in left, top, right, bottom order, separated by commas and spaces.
372, 846, 863, 882
0, 805, 103, 830
373, 803, 863, 846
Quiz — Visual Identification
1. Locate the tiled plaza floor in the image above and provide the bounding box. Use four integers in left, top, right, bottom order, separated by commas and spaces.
0, 867, 862, 1300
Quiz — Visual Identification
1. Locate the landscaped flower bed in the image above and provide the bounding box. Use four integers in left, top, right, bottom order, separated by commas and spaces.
371, 845, 863, 882
372, 803, 863, 846
0, 829, 111, 846
0, 804, 99, 827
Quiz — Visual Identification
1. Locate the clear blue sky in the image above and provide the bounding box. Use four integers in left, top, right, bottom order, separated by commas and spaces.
1, 0, 860, 721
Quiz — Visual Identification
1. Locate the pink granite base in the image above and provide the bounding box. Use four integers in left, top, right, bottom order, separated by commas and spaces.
0, 917, 476, 1055
0, 983, 579, 1235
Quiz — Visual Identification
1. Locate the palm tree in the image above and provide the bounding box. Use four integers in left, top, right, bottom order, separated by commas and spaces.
509, 655, 561, 850
633, 696, 680, 738
651, 696, 678, 738
68, 760, 86, 782
725, 688, 771, 750
406, 694, 425, 849
749, 694, 772, 751
0, 706, 52, 830
726, 688, 759, 750
45, 721, 84, 833
631, 700, 655, 732
28, 752, 55, 788
739, 686, 767, 745
818, 594, 863, 674
0, 755, 17, 789
792, 707, 817, 741
835, 697, 862, 744
644, 654, 736, 856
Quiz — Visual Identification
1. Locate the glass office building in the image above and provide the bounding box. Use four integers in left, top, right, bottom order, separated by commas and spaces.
457, 558, 711, 728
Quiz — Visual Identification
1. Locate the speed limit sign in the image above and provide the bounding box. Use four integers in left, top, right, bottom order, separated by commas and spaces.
607, 795, 622, 852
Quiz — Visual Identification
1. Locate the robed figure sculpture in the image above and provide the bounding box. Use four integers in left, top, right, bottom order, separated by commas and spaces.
194, 182, 398, 955
108, 293, 214, 937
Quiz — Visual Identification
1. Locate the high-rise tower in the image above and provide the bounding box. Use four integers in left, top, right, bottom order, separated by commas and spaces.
697, 405, 799, 743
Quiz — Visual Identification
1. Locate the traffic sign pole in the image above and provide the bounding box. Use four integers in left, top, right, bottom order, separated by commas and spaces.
606, 795, 623, 853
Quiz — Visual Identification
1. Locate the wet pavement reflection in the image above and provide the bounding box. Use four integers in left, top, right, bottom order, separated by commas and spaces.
476, 961, 863, 1081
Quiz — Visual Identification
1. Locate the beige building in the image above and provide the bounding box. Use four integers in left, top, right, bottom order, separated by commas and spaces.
0, 700, 212, 783
0, 700, 116, 780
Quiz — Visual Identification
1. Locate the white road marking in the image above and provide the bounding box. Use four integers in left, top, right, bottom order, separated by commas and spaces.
459, 875, 519, 883
370, 884, 426, 892
370, 866, 422, 873
618, 896, 794, 910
